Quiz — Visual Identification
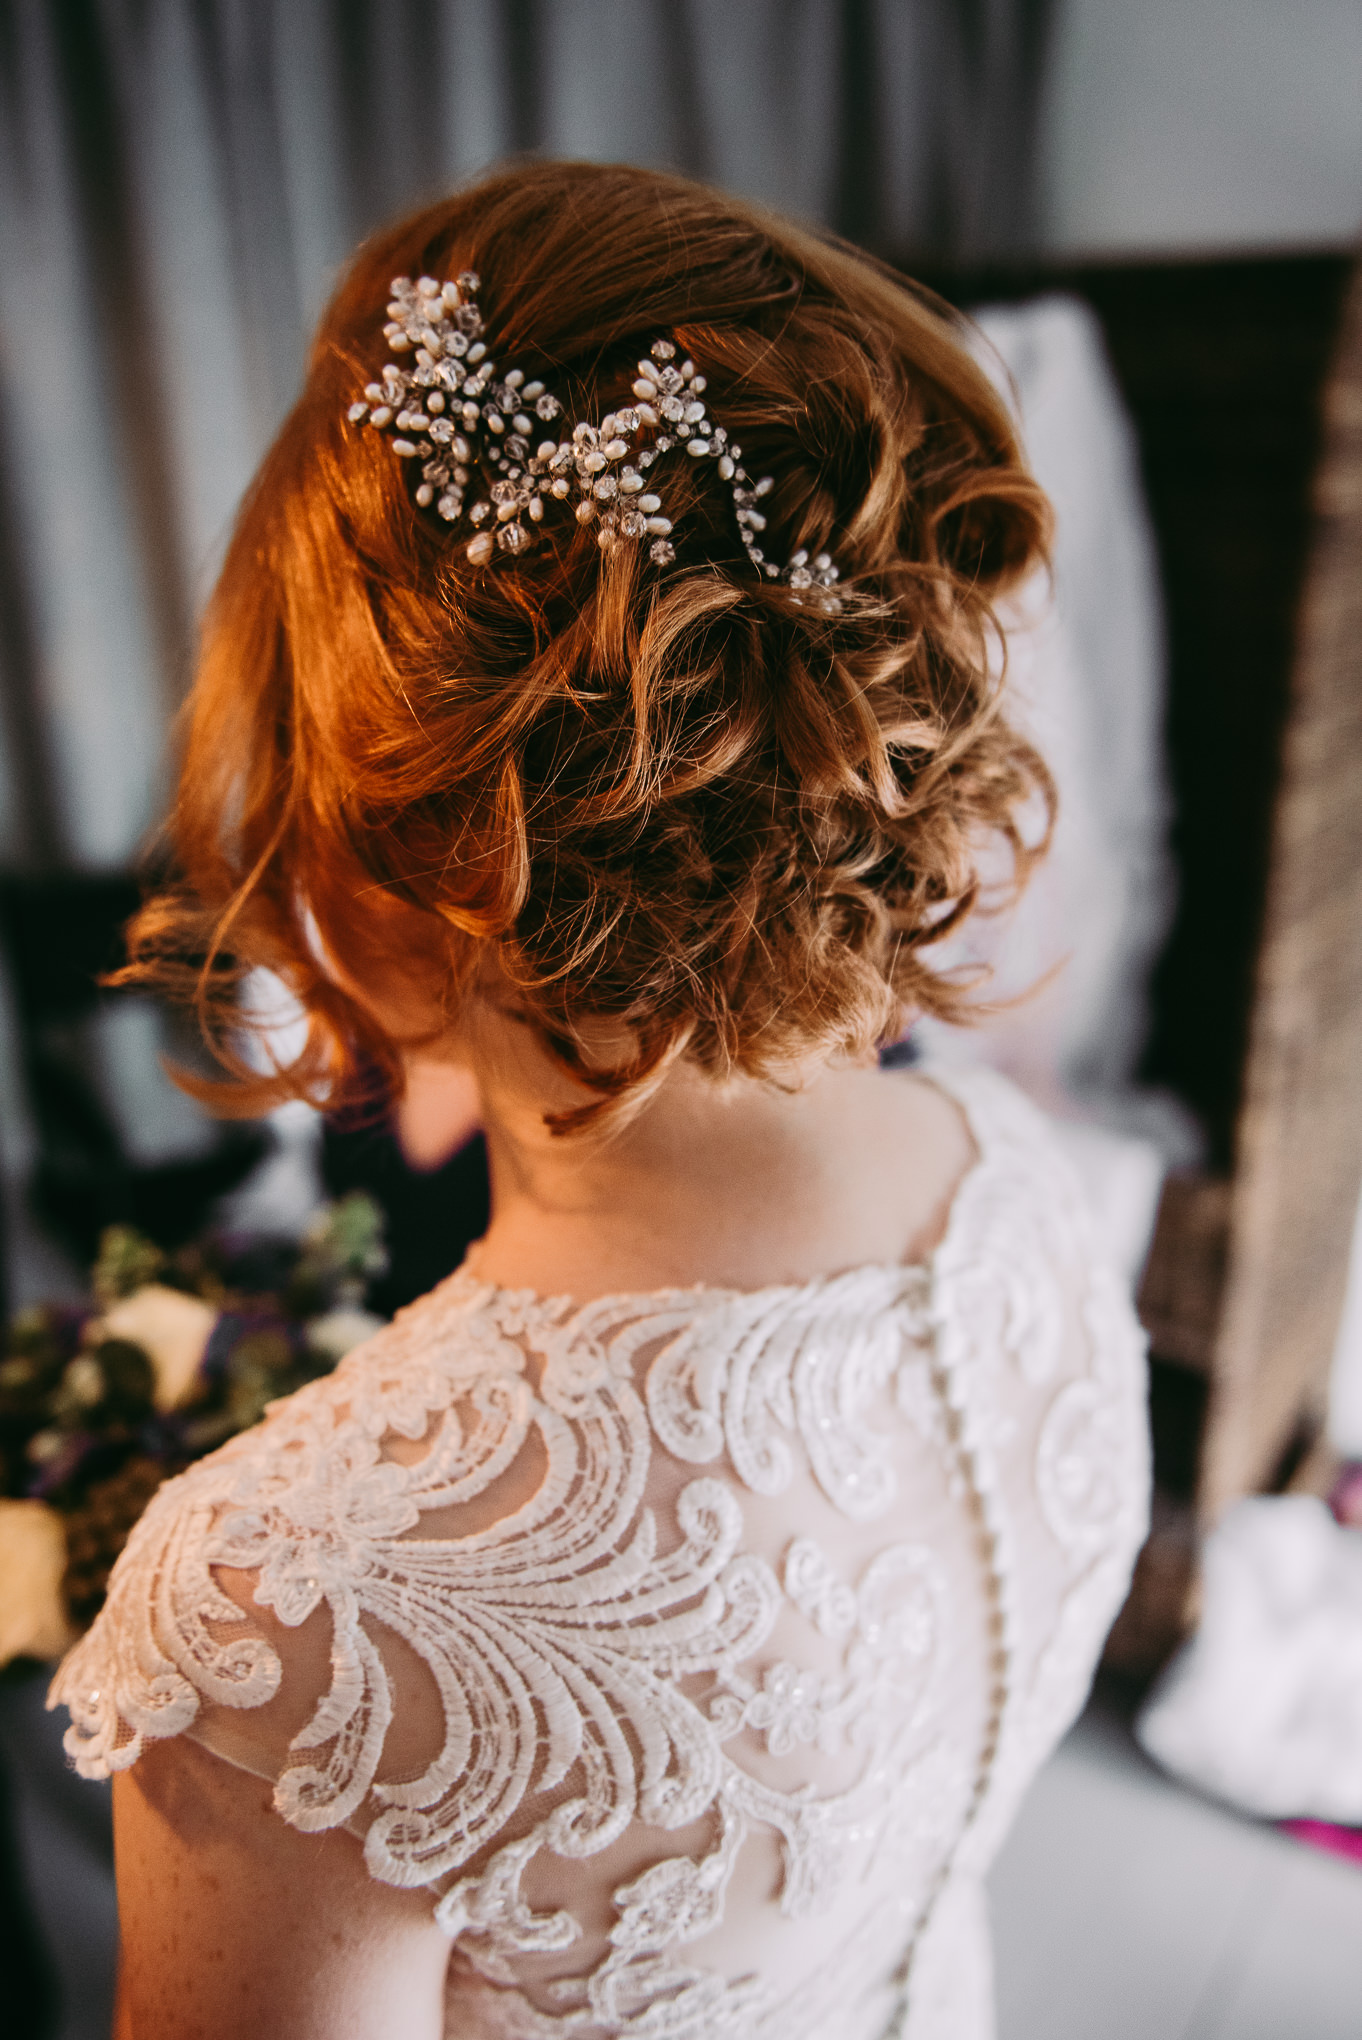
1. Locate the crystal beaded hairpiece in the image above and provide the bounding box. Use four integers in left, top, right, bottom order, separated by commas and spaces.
347, 272, 841, 610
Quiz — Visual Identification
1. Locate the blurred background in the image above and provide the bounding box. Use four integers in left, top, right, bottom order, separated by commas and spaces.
2, 4, 1362, 2038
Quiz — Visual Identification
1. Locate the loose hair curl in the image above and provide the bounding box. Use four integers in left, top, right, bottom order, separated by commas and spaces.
125, 160, 1054, 1130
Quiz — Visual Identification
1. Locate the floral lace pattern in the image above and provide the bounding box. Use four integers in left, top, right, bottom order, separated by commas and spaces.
51, 1067, 1149, 2039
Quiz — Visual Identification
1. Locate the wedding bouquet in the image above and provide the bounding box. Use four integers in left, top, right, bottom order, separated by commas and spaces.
0, 1195, 388, 1667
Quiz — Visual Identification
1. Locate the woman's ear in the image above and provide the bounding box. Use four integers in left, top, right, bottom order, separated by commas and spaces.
394, 1054, 483, 1170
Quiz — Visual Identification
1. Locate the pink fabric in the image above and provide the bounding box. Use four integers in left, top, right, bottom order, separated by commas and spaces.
1280, 1818, 1362, 1866
1328, 1461, 1362, 1530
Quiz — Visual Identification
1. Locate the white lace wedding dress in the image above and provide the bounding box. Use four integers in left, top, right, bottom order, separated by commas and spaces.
51, 1067, 1149, 2038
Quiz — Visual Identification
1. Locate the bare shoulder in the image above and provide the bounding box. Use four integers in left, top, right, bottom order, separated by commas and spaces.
880, 1067, 978, 1257
807, 1062, 980, 1268
114, 1733, 448, 2040
874, 1064, 979, 1170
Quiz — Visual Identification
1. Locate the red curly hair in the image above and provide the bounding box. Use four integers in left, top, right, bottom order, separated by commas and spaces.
124, 160, 1053, 1129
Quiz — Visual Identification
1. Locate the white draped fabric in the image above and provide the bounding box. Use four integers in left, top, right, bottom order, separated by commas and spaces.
912, 296, 1180, 1278
917, 296, 1175, 1115
1138, 1495, 1362, 1822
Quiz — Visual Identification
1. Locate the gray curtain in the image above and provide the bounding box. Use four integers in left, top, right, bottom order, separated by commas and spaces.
0, 0, 1055, 873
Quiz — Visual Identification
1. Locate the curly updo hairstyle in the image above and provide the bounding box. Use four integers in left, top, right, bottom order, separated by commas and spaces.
126, 159, 1053, 1129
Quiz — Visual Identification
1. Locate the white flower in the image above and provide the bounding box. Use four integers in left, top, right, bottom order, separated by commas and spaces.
63, 1355, 105, 1409
0, 1499, 74, 1666
100, 1285, 217, 1410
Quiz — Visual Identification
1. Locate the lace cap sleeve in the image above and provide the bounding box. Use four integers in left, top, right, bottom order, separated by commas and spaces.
46, 1299, 458, 1815
48, 1439, 307, 1784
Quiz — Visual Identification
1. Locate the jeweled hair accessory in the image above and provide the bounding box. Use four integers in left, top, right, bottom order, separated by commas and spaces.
347, 272, 841, 609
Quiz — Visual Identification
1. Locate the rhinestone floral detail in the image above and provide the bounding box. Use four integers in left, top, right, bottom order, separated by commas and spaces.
347, 272, 842, 609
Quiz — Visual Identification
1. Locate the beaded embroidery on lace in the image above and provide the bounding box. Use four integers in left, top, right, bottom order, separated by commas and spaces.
51, 1067, 1149, 2039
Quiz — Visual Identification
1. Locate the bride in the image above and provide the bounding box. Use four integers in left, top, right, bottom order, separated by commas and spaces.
51, 160, 1148, 2038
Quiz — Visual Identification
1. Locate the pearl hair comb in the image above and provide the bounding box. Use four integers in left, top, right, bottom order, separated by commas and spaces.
347, 271, 841, 608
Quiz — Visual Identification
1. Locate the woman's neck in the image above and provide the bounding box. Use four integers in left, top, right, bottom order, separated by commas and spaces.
443, 1019, 975, 1302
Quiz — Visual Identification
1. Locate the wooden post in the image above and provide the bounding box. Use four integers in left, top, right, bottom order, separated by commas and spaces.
1201, 263, 1362, 1521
